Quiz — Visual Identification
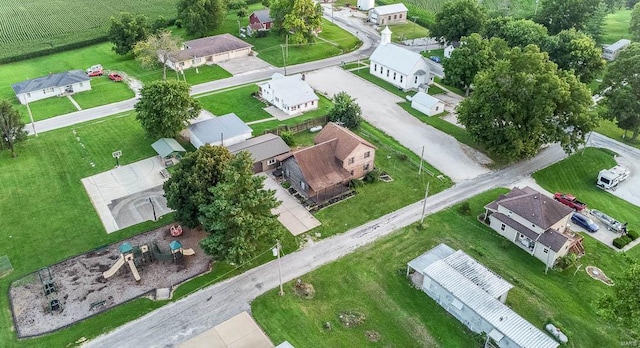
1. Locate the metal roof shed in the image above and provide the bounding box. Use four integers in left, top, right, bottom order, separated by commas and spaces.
151, 138, 187, 159
187, 113, 252, 149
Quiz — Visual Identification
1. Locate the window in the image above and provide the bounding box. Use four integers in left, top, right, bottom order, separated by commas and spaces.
374, 64, 377, 72
43, 87, 54, 94
267, 158, 277, 165
364, 163, 370, 171
500, 224, 506, 231
26, 93, 31, 98
311, 101, 315, 105
380, 67, 383, 75
394, 15, 397, 19
364, 151, 370, 158
543, 248, 549, 254
414, 76, 418, 83
399, 13, 403, 18
350, 170, 354, 175
388, 15, 391, 20
386, 70, 390, 77
393, 72, 396, 80
79, 82, 83, 87
435, 106, 439, 112
305, 102, 308, 107
400, 76, 403, 83
300, 181, 306, 190
348, 157, 355, 164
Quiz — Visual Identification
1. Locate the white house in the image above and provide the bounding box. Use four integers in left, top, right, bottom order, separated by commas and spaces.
187, 113, 252, 149
407, 244, 559, 348
484, 187, 585, 269
368, 3, 408, 25
369, 27, 432, 91
163, 34, 253, 71
411, 92, 444, 116
443, 41, 460, 58
257, 73, 319, 116
602, 39, 631, 61
11, 70, 91, 104
357, 0, 375, 11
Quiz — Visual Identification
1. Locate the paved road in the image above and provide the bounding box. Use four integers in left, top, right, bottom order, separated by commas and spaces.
84, 143, 568, 348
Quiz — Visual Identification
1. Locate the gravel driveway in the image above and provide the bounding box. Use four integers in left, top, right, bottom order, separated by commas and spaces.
304, 67, 490, 182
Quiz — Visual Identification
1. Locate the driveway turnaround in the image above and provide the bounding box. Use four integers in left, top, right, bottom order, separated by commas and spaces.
304, 67, 491, 182
261, 173, 321, 236
179, 311, 274, 348
82, 157, 172, 233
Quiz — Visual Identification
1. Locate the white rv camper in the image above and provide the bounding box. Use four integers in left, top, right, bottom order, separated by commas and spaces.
597, 165, 630, 190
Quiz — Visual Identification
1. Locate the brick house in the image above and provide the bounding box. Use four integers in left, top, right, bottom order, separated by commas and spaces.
368, 3, 408, 25
249, 9, 272, 31
163, 34, 253, 71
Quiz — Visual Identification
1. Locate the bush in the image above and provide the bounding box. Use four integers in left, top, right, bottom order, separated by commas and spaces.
397, 153, 408, 161
280, 131, 294, 146
175, 19, 183, 29
350, 179, 364, 188
364, 168, 381, 183
613, 236, 632, 249
281, 181, 291, 189
627, 229, 638, 241
227, 0, 247, 10
458, 201, 471, 215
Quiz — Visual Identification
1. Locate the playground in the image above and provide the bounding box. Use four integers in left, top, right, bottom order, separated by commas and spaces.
9, 225, 210, 338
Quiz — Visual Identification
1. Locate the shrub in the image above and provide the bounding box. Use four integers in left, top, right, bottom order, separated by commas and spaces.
350, 179, 364, 188
227, 0, 247, 10
397, 153, 408, 161
364, 168, 381, 183
175, 19, 183, 29
627, 229, 638, 241
458, 201, 471, 215
280, 131, 294, 146
281, 181, 291, 189
613, 236, 632, 249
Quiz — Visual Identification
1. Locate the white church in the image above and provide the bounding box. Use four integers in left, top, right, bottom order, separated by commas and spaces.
369, 27, 433, 91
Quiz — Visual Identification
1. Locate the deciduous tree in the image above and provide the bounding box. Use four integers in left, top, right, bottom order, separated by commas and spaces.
328, 92, 362, 129
597, 263, 640, 326
0, 100, 27, 158
133, 30, 182, 80
108, 12, 150, 55
600, 43, 640, 140
630, 2, 640, 41
271, 0, 323, 44
583, 2, 608, 42
547, 29, 605, 83
164, 145, 233, 228
535, 0, 601, 34
483, 17, 550, 49
199, 152, 281, 264
457, 45, 595, 161
134, 80, 201, 139
177, 0, 227, 37
430, 0, 486, 43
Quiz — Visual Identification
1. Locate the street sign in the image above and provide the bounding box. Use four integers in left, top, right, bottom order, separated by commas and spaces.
112, 150, 122, 158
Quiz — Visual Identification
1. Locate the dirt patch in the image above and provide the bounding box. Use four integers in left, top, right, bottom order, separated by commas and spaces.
366, 330, 380, 342
10, 225, 211, 337
586, 266, 614, 286
293, 279, 315, 299
339, 311, 366, 327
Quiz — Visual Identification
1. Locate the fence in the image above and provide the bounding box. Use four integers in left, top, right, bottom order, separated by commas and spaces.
263, 115, 328, 135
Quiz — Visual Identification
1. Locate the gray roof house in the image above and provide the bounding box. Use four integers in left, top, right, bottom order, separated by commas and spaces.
227, 133, 291, 173
411, 92, 445, 116
368, 3, 408, 25
602, 39, 631, 61
369, 27, 432, 91
484, 187, 584, 269
151, 138, 187, 159
249, 9, 273, 31
11, 70, 91, 104
187, 113, 252, 149
164, 34, 253, 71
257, 73, 319, 116
407, 244, 559, 348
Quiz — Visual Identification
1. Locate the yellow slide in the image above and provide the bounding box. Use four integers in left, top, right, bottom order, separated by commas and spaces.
127, 259, 141, 281
182, 248, 195, 256
102, 255, 125, 279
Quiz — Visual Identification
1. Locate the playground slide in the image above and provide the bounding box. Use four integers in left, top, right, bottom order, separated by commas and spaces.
182, 248, 195, 256
102, 255, 125, 279
127, 259, 141, 281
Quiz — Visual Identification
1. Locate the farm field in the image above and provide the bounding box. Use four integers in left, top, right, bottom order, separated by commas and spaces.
0, 0, 178, 63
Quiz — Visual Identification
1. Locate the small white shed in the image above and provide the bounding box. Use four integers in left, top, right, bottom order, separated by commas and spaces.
188, 113, 252, 149
411, 92, 444, 116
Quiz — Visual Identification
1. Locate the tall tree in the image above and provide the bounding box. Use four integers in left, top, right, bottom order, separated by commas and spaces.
430, 0, 487, 43
547, 29, 605, 83
600, 43, 640, 140
134, 80, 201, 139
164, 145, 233, 228
535, 0, 601, 34
483, 17, 550, 49
133, 30, 181, 80
583, 1, 608, 42
442, 34, 508, 96
108, 12, 150, 55
597, 263, 640, 326
199, 152, 281, 264
271, 0, 323, 43
630, 2, 640, 41
0, 100, 27, 158
177, 0, 227, 37
328, 92, 363, 129
457, 45, 595, 161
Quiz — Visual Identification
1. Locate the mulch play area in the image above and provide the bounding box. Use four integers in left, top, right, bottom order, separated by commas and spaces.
10, 225, 211, 337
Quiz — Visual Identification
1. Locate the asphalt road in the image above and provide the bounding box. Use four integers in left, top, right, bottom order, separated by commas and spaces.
84, 143, 569, 348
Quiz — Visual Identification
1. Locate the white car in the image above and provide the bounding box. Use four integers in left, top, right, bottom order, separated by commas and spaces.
86, 64, 103, 74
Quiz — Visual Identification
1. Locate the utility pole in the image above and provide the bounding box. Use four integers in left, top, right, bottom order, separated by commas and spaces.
273, 240, 284, 296
22, 96, 37, 136
420, 182, 430, 224
418, 145, 424, 175
581, 131, 592, 156
412, 16, 418, 35
281, 45, 287, 75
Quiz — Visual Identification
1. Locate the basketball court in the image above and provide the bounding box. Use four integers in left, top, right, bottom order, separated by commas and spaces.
179, 311, 274, 348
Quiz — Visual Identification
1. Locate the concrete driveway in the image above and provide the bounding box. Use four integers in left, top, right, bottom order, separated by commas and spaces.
260, 173, 321, 236
304, 66, 490, 182
179, 311, 273, 348
216, 56, 275, 76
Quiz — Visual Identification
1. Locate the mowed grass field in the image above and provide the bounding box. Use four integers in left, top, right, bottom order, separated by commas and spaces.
602, 9, 632, 44
0, 0, 178, 62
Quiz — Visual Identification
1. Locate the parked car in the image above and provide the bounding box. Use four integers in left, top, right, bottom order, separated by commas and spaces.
108, 73, 123, 82
554, 192, 587, 211
571, 213, 599, 232
590, 209, 626, 233
86, 64, 103, 77
429, 56, 442, 63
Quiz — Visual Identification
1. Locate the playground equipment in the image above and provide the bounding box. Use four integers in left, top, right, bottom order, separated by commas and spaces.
38, 267, 63, 313
170, 224, 183, 237
152, 240, 196, 263
102, 242, 151, 281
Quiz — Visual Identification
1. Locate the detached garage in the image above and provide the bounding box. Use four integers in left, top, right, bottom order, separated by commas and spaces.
187, 113, 252, 149
411, 92, 444, 116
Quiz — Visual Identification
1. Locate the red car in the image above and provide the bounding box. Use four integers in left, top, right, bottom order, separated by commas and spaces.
108, 73, 123, 82
87, 69, 103, 77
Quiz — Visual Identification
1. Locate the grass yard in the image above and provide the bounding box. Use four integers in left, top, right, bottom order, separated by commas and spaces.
427, 84, 445, 95
0, 0, 177, 62
196, 85, 273, 123
71, 77, 136, 110
355, 69, 413, 99
253, 188, 639, 348
532, 147, 640, 228
248, 95, 334, 135
248, 19, 361, 67
602, 9, 632, 44
433, 77, 466, 96
383, 22, 430, 42
596, 119, 640, 149
23, 96, 79, 122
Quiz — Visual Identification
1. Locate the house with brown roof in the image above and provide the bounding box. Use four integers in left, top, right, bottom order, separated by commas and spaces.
280, 123, 376, 203
163, 34, 253, 71
483, 187, 584, 269
248, 9, 273, 32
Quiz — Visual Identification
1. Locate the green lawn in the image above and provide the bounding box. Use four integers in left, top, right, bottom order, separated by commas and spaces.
596, 119, 640, 149
532, 147, 640, 228
23, 96, 79, 122
249, 95, 334, 135
196, 85, 273, 123
71, 77, 136, 110
602, 9, 632, 44
383, 22, 430, 42
427, 84, 445, 95
433, 77, 466, 96
354, 69, 413, 99
253, 189, 639, 348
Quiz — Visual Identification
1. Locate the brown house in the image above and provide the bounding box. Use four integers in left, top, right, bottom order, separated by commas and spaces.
280, 123, 376, 203
227, 134, 290, 173
163, 34, 253, 71
249, 9, 273, 31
